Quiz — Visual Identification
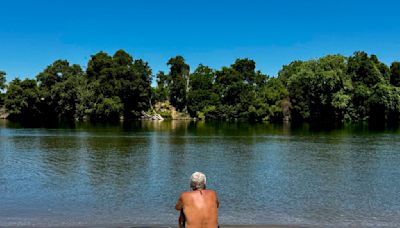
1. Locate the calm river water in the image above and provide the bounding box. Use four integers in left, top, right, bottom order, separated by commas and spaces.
1, 120, 400, 227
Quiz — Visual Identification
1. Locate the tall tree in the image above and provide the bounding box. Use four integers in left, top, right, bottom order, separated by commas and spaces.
112, 50, 152, 119
167, 56, 190, 111
124, 59, 152, 118
87, 51, 117, 98
85, 51, 121, 120
347, 52, 390, 122
232, 59, 270, 119
187, 64, 219, 117
36, 60, 84, 121
154, 71, 169, 102
113, 50, 136, 118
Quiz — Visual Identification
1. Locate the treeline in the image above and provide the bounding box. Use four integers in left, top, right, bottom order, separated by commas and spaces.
0, 50, 400, 124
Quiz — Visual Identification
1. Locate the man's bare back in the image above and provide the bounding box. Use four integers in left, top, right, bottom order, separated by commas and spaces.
175, 189, 219, 228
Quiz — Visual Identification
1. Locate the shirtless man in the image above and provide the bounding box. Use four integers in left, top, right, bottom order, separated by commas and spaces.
175, 172, 219, 228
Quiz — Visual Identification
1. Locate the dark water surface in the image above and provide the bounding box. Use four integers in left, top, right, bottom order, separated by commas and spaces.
1, 120, 400, 227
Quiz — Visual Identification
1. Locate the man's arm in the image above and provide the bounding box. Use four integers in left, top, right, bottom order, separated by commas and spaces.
175, 194, 184, 211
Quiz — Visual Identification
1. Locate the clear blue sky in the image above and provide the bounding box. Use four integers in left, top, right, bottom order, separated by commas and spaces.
1, 0, 400, 82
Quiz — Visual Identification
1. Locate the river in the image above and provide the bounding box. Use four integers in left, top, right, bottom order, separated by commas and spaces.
1, 120, 400, 227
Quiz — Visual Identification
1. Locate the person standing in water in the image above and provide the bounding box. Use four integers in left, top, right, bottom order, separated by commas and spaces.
175, 172, 219, 228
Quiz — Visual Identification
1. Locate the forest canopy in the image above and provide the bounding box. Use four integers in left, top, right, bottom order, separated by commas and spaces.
1, 50, 400, 124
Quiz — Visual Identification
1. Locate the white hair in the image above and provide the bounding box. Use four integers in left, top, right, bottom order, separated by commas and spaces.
190, 172, 206, 190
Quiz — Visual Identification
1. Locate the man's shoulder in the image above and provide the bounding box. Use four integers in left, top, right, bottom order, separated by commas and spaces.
179, 191, 192, 198
180, 191, 191, 196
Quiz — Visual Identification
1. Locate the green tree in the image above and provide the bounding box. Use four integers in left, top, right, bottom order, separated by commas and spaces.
0, 71, 5, 90
85, 50, 152, 120
87, 51, 117, 98
85, 51, 119, 120
347, 52, 391, 122
368, 83, 400, 123
231, 58, 256, 84
278, 60, 303, 86
284, 55, 350, 122
187, 64, 219, 117
5, 78, 41, 120
75, 76, 93, 120
87, 51, 114, 80
112, 50, 152, 119
231, 58, 262, 119
0, 71, 6, 105
390, 62, 400, 87
348, 83, 371, 121
257, 77, 288, 122
371, 54, 390, 81
86, 51, 118, 120
211, 58, 269, 120
332, 90, 352, 121
124, 59, 152, 118
154, 71, 169, 102
215, 67, 242, 106
36, 60, 84, 121
167, 56, 190, 111
92, 96, 123, 121
347, 51, 385, 87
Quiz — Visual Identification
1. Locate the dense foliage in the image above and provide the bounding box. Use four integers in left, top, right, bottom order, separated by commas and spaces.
0, 71, 6, 106
1, 50, 400, 124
